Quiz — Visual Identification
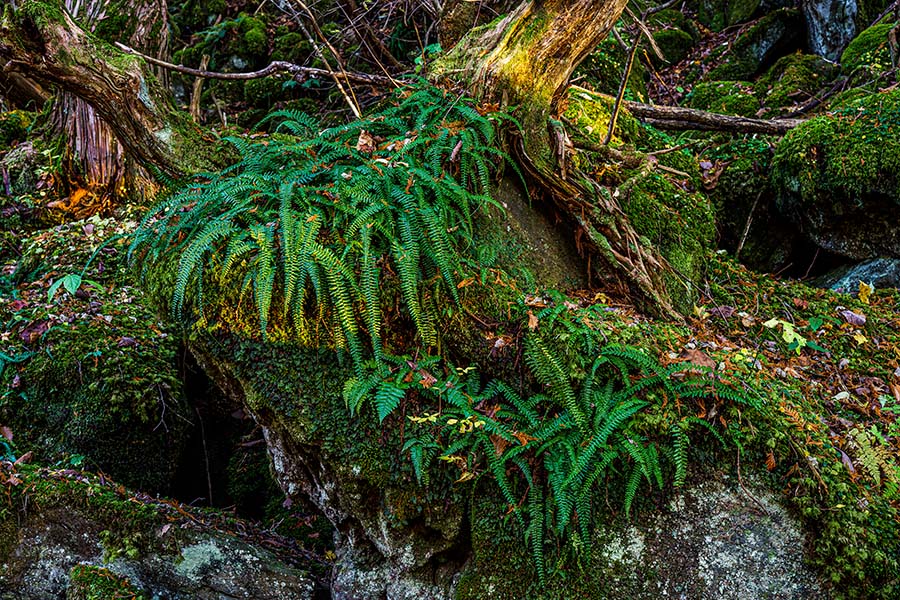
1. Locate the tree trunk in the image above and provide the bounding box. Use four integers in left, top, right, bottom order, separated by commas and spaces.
49, 0, 170, 213
433, 0, 685, 319
0, 1, 211, 181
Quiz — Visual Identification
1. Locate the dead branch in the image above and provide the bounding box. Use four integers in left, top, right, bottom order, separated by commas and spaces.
623, 101, 805, 134
114, 43, 394, 87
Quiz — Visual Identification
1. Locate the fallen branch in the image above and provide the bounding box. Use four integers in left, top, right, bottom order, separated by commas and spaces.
114, 43, 394, 87
625, 102, 804, 135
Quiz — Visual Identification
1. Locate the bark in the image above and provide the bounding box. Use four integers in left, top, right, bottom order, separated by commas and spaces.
0, 1, 211, 179
624, 100, 804, 134
434, 0, 684, 319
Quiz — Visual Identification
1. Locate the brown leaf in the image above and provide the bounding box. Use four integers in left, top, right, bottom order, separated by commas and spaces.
355, 130, 376, 153
0, 426, 11, 442
491, 434, 511, 457
839, 310, 866, 326
14, 451, 32, 465
418, 370, 437, 389
792, 298, 809, 309
18, 319, 50, 345
527, 310, 538, 331
679, 348, 716, 369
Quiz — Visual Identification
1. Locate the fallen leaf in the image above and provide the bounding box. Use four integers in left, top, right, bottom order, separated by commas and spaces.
527, 310, 538, 331
0, 426, 11, 442
679, 348, 717, 369
708, 305, 735, 318
839, 310, 866, 326
14, 451, 32, 465
858, 281, 874, 304
355, 130, 376, 153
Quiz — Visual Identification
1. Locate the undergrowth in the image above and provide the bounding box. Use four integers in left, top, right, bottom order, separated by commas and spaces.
129, 79, 517, 370
346, 291, 761, 582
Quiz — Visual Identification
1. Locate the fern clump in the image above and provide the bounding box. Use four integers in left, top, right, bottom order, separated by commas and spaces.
130, 80, 516, 367
346, 293, 762, 583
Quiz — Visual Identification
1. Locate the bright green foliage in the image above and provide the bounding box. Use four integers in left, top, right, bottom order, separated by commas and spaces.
345, 293, 760, 582
841, 21, 899, 75
130, 80, 514, 369
686, 81, 760, 116
755, 53, 837, 110
772, 90, 900, 207
67, 565, 147, 600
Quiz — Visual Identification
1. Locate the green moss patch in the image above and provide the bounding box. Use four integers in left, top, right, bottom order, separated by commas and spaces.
67, 565, 147, 600
686, 80, 760, 116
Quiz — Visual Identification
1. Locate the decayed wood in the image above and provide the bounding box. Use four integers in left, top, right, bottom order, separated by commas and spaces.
624, 101, 804, 134
0, 2, 207, 178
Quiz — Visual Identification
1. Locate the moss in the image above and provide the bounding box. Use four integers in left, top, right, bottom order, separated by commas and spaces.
704, 10, 804, 81
563, 88, 643, 145
575, 34, 648, 102
621, 172, 715, 308
686, 80, 760, 116
1, 217, 190, 492
840, 21, 898, 74
652, 28, 695, 65
772, 90, 900, 208
244, 77, 284, 107
697, 0, 761, 31
0, 110, 33, 148
66, 565, 146, 600
271, 32, 309, 63
755, 53, 838, 110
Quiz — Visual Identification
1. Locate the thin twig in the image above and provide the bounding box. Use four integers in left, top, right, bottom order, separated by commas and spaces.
735, 189, 763, 259
114, 42, 393, 86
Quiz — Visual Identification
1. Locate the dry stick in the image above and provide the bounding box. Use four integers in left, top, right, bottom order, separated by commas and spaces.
114, 43, 392, 86
735, 189, 763, 259
289, 0, 362, 117
604, 38, 640, 145
189, 54, 210, 124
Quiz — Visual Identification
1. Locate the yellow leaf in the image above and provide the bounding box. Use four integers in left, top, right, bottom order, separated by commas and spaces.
853, 333, 867, 346
858, 281, 874, 304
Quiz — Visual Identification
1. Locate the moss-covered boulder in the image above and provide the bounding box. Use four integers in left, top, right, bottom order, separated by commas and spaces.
0, 216, 190, 492
840, 20, 899, 76
704, 10, 805, 81
686, 80, 761, 116
772, 90, 900, 258
458, 475, 822, 599
755, 53, 838, 111
576, 34, 649, 102
0, 110, 32, 148
0, 465, 317, 599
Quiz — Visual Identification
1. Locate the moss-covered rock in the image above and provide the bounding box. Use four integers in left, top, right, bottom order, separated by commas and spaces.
653, 28, 696, 66
704, 9, 805, 81
772, 90, 900, 258
0, 465, 317, 599
0, 111, 32, 149
457, 475, 822, 599
686, 80, 761, 116
0, 216, 190, 492
695, 0, 762, 31
840, 20, 899, 75
191, 336, 468, 600
755, 53, 838, 111
576, 34, 648, 102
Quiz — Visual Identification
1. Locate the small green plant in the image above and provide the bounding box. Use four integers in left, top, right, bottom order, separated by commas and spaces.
346, 329, 760, 583
130, 80, 517, 369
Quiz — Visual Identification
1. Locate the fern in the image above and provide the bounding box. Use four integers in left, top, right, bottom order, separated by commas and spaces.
131, 79, 515, 367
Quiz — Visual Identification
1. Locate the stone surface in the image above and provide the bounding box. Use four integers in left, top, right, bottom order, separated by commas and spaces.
0, 506, 315, 600
804, 0, 859, 60
815, 257, 900, 292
